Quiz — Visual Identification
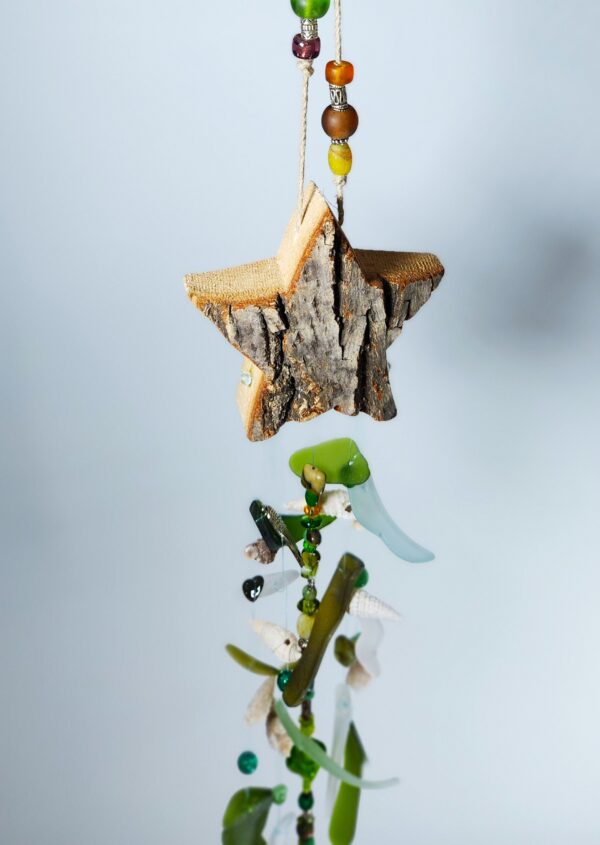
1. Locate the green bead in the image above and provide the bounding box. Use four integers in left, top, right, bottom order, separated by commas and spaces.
355, 568, 369, 589
303, 585, 317, 600
304, 838, 315, 845
303, 541, 317, 554
300, 515, 322, 530
298, 791, 314, 811
237, 751, 258, 775
286, 743, 324, 781
272, 784, 288, 805
305, 686, 315, 701
291, 0, 330, 17
277, 669, 293, 692
290, 438, 371, 488
305, 490, 320, 507
334, 635, 357, 668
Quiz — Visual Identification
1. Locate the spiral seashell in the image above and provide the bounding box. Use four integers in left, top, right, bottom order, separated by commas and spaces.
266, 708, 294, 757
347, 589, 401, 622
250, 619, 302, 663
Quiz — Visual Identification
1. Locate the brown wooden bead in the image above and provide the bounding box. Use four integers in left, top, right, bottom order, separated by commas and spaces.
321, 105, 359, 140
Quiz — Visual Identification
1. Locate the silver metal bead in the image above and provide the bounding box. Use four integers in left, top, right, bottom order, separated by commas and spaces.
329, 84, 349, 111
300, 18, 319, 40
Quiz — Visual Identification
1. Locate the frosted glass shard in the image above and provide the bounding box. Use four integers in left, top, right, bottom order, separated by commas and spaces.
274, 699, 399, 790
355, 620, 384, 679
348, 476, 434, 563
326, 684, 353, 814
260, 570, 300, 599
269, 812, 295, 845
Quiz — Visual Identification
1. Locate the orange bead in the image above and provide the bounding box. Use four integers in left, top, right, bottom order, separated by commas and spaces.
326, 60, 355, 86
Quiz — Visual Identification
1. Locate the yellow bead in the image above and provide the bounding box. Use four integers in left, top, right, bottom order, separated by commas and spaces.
297, 613, 316, 640
328, 142, 353, 176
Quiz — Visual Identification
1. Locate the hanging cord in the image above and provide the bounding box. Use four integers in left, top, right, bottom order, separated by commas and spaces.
296, 59, 315, 232
333, 0, 346, 225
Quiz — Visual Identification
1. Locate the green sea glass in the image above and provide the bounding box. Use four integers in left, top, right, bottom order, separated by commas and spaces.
329, 723, 366, 845
275, 700, 398, 791
226, 644, 279, 677
282, 514, 336, 543
289, 439, 370, 488
222, 787, 273, 845
283, 553, 365, 707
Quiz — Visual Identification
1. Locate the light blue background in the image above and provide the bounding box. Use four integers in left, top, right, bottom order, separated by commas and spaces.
1, 2, 599, 843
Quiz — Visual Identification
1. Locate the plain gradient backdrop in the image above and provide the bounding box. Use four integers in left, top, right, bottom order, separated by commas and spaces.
1, 1, 600, 843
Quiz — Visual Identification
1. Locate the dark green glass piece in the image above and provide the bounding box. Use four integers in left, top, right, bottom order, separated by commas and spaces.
305, 490, 320, 507
298, 791, 314, 811
250, 500, 303, 566
290, 439, 370, 489
329, 723, 367, 845
283, 514, 336, 543
283, 553, 365, 707
222, 787, 273, 845
334, 635, 357, 668
237, 751, 258, 775
226, 644, 279, 677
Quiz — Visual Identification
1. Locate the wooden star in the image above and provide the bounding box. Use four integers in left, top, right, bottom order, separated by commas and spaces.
185, 183, 444, 442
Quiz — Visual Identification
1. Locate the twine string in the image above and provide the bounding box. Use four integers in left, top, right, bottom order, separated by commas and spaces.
296, 59, 315, 232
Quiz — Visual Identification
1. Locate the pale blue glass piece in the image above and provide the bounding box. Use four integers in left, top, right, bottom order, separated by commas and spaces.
260, 570, 300, 599
355, 619, 384, 679
326, 684, 353, 814
269, 812, 295, 845
348, 476, 434, 563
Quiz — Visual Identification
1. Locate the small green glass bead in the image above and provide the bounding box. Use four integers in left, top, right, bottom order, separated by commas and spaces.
302, 599, 319, 616
237, 751, 258, 775
302, 550, 320, 567
355, 568, 369, 589
299, 713, 315, 735
286, 745, 320, 781
272, 784, 288, 805
305, 490, 320, 507
304, 839, 316, 845
305, 686, 315, 700
301, 515, 322, 529
302, 585, 317, 600
291, 0, 330, 18
277, 669, 293, 692
303, 541, 317, 554
298, 791, 314, 811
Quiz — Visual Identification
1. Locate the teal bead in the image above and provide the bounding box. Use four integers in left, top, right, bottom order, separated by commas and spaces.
305, 686, 315, 701
278, 669, 293, 692
298, 791, 314, 811
237, 751, 258, 775
272, 784, 288, 805
290, 0, 330, 19
355, 568, 369, 589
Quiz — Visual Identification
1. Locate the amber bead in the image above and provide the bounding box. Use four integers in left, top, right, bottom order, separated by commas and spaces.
326, 60, 354, 86
328, 142, 353, 176
322, 105, 359, 140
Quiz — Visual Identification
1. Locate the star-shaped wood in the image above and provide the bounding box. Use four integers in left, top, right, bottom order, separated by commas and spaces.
185, 183, 444, 441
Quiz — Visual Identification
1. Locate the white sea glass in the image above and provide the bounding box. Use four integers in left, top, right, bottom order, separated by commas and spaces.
326, 684, 353, 814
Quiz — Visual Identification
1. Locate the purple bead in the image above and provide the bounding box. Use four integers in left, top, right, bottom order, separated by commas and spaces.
292, 33, 321, 60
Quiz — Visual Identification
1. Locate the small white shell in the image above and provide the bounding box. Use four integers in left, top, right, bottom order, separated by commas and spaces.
244, 539, 277, 565
245, 676, 276, 726
266, 708, 294, 757
250, 619, 302, 663
346, 661, 373, 691
348, 589, 401, 622
285, 489, 356, 521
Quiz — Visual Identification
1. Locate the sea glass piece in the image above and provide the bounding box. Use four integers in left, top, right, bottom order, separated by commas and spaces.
283, 553, 365, 707
329, 723, 366, 845
326, 684, 353, 814
250, 620, 303, 664
269, 812, 295, 845
226, 644, 279, 677
334, 635, 357, 668
250, 500, 303, 566
259, 570, 300, 599
282, 514, 336, 543
355, 620, 384, 679
275, 700, 399, 790
348, 476, 434, 562
290, 439, 370, 488
222, 787, 273, 845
